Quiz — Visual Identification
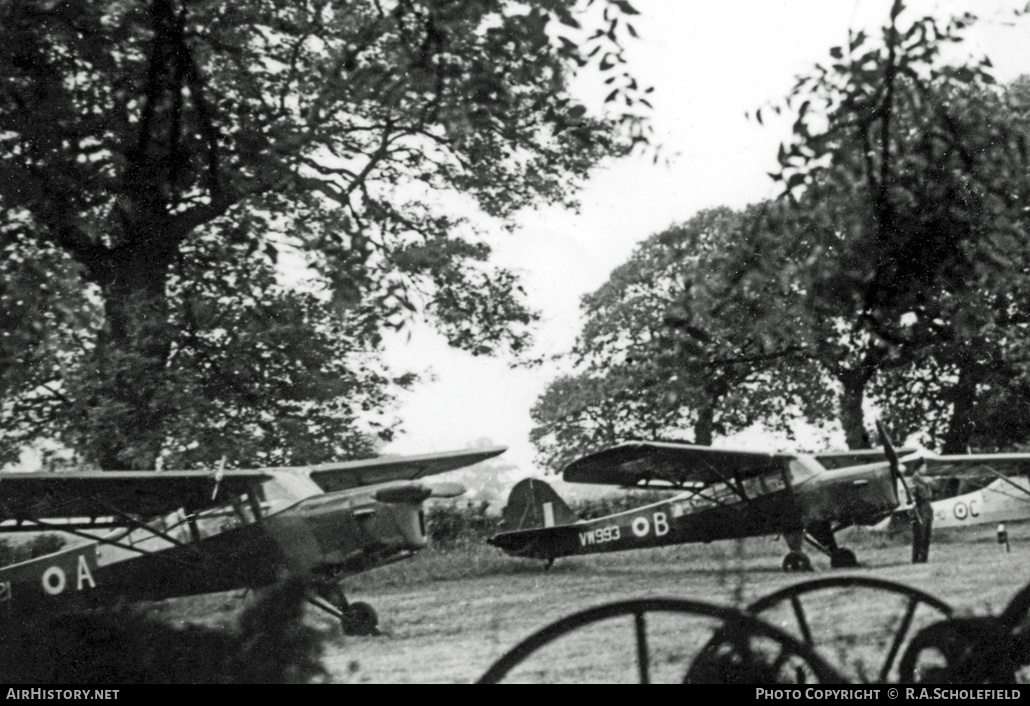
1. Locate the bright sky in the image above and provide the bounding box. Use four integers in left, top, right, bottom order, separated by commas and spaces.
379, 0, 1030, 475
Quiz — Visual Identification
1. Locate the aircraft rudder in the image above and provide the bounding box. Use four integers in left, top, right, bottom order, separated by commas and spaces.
501, 478, 579, 532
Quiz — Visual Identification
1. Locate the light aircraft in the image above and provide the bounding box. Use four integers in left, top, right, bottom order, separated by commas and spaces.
876, 473, 1030, 533
0, 446, 505, 634
488, 429, 1030, 571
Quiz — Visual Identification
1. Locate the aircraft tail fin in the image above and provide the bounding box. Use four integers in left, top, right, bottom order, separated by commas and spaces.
502, 478, 579, 531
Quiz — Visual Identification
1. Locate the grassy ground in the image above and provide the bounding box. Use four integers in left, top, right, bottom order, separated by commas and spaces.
58, 521, 1030, 683
293, 522, 1030, 683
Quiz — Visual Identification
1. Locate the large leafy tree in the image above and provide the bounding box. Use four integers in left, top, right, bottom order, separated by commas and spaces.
535, 3, 1030, 463
0, 0, 651, 468
4, 229, 411, 469
768, 2, 1030, 450
530, 207, 834, 473
652, 68, 1030, 452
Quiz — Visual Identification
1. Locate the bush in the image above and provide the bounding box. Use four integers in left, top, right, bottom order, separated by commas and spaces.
569, 491, 672, 520
0, 578, 327, 684
427, 502, 500, 548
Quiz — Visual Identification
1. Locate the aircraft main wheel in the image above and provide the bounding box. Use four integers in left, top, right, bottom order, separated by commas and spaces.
342, 602, 379, 636
829, 548, 858, 569
782, 552, 812, 572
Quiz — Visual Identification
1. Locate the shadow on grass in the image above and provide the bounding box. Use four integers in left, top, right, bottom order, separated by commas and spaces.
0, 579, 327, 684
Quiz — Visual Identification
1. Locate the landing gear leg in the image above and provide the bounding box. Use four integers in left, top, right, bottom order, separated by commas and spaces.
782, 530, 813, 572
310, 581, 380, 636
807, 521, 858, 569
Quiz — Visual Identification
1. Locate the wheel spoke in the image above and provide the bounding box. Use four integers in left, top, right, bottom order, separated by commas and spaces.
791, 594, 814, 645
634, 610, 650, 684
879, 596, 918, 683
477, 598, 845, 684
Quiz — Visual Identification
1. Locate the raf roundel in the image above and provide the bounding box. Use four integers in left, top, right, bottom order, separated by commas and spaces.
41, 566, 66, 596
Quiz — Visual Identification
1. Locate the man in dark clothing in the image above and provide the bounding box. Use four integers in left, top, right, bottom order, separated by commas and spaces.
911, 479, 934, 563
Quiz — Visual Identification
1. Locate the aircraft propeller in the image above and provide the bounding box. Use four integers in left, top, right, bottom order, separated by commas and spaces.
876, 420, 914, 508
877, 420, 933, 563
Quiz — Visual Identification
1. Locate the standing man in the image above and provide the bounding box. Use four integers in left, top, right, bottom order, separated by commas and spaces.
911, 476, 934, 563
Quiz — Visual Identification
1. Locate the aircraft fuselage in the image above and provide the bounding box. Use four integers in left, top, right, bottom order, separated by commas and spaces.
1, 478, 431, 610
489, 488, 804, 561
489, 458, 899, 563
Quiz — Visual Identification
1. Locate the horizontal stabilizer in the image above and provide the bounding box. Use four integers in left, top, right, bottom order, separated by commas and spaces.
374, 484, 432, 504
428, 482, 467, 499
373, 481, 467, 503
488, 524, 579, 560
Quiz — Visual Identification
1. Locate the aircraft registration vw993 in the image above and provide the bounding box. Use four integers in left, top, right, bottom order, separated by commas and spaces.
0, 446, 505, 635
488, 433, 1030, 571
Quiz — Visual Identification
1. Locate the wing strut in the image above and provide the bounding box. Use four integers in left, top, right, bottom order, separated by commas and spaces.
698, 462, 752, 505
672, 484, 745, 514
89, 495, 201, 555
981, 468, 1030, 500
13, 518, 207, 571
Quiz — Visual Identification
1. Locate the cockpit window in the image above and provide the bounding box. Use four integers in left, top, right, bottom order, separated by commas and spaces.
260, 473, 322, 503
788, 457, 820, 485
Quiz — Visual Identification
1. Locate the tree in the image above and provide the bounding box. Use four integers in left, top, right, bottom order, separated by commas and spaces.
531, 207, 835, 473
672, 68, 1030, 451
0, 0, 652, 468
769, 1, 1030, 450
3, 224, 413, 469
535, 3, 1030, 461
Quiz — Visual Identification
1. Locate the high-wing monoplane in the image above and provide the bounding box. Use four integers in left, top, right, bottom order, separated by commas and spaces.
0, 446, 505, 634
488, 432, 1030, 571
876, 467, 1030, 533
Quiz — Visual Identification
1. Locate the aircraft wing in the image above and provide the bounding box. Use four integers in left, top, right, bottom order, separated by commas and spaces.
562, 442, 793, 487
916, 453, 1030, 480
815, 448, 918, 470
301, 446, 507, 493
0, 469, 272, 526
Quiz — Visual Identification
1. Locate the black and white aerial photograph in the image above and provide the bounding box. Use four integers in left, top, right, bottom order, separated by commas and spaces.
4, 0, 1030, 687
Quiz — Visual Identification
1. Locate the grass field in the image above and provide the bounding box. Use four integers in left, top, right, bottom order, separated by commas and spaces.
241, 522, 1030, 683
8, 510, 1029, 682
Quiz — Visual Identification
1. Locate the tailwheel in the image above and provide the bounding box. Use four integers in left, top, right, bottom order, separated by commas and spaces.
783, 552, 813, 573
829, 548, 858, 569
342, 601, 379, 636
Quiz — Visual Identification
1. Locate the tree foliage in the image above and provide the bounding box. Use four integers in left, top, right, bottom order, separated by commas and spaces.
768, 2, 1030, 450
531, 206, 834, 472
0, 0, 652, 468
535, 2, 1030, 462
3, 228, 413, 469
